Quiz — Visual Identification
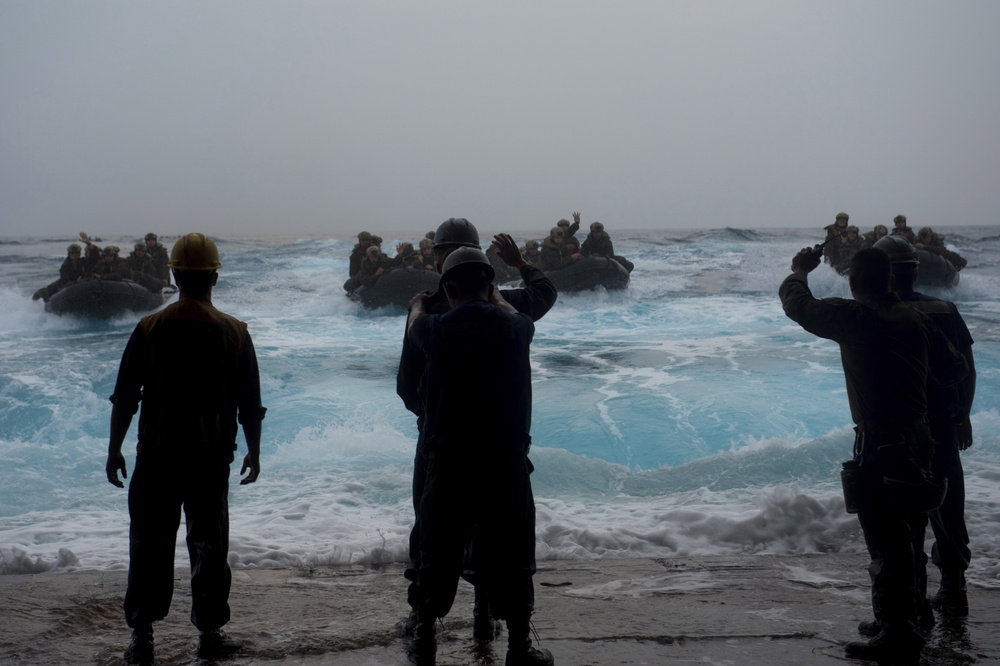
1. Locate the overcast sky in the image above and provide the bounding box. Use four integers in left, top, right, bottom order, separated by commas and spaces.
2, 1, 999, 238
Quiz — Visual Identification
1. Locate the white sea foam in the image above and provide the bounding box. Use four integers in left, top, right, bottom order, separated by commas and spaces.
3, 229, 1000, 585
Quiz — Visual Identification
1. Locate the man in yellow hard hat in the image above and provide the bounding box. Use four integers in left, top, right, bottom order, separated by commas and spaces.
105, 232, 266, 665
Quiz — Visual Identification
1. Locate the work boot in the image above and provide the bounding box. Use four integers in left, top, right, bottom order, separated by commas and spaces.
197, 628, 244, 659
505, 618, 554, 666
930, 570, 969, 617
845, 628, 923, 665
402, 608, 420, 636
857, 618, 882, 637
505, 646, 554, 666
473, 588, 502, 642
123, 624, 153, 666
407, 615, 436, 666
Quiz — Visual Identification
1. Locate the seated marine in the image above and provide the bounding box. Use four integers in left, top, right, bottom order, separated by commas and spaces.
32, 243, 86, 301
521, 239, 540, 266
581, 221, 635, 273
391, 242, 422, 269
890, 214, 916, 242
824, 212, 850, 243
861, 224, 888, 249
128, 242, 170, 292
915, 226, 967, 271
344, 245, 389, 292
417, 239, 436, 270
539, 226, 581, 271
144, 233, 171, 284
93, 246, 131, 281
349, 231, 375, 278
831, 225, 863, 274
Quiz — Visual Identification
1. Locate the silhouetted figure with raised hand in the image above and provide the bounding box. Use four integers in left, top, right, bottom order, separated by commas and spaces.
780, 247, 966, 665
397, 218, 556, 647
406, 247, 553, 666
105, 233, 266, 666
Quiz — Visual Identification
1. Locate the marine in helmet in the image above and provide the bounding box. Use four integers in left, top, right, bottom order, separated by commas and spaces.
349, 231, 375, 278
556, 212, 581, 240
539, 226, 581, 271
521, 239, 540, 266
861, 224, 889, 250
405, 246, 554, 666
391, 242, 422, 269
125, 242, 168, 292
106, 232, 264, 665
397, 218, 556, 646
581, 220, 635, 274
830, 225, 864, 274
144, 233, 171, 285
915, 226, 943, 249
890, 215, 916, 243
417, 238, 436, 270
873, 234, 976, 623
32, 243, 87, 301
824, 212, 851, 244
914, 226, 967, 271
343, 244, 389, 292
94, 246, 132, 281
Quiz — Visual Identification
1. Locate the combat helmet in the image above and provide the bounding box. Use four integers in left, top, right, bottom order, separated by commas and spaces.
439, 246, 494, 284
134, 242, 146, 252
873, 235, 919, 265
433, 218, 480, 249
917, 226, 934, 238
590, 221, 605, 233
874, 224, 888, 237
169, 233, 222, 270
68, 244, 82, 254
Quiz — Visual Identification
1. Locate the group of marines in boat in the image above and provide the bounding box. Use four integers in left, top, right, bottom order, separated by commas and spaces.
344, 213, 634, 307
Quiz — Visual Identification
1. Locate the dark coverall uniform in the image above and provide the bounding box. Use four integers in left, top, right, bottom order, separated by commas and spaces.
898, 292, 974, 599
408, 299, 537, 623
780, 273, 966, 642
110, 298, 266, 631
396, 264, 556, 612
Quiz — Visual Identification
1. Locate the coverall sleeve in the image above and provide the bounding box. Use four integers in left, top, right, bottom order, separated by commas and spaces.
501, 265, 558, 322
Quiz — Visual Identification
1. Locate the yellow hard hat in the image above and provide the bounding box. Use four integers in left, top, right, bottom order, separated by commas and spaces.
169, 233, 222, 270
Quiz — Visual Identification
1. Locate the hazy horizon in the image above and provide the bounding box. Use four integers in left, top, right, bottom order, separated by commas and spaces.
3, 1, 999, 238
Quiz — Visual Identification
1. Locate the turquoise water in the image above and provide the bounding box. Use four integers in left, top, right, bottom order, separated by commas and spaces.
2, 227, 999, 580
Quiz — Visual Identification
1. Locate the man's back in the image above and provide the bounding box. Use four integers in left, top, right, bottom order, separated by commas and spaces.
780, 277, 962, 426
113, 298, 261, 454
411, 300, 534, 453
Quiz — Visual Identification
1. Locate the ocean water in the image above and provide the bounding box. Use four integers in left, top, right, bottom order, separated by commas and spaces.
2, 227, 1000, 585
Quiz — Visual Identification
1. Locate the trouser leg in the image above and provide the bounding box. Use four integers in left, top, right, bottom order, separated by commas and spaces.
929, 422, 971, 574
406, 449, 428, 609
185, 457, 232, 632
480, 453, 537, 624
856, 449, 922, 636
124, 453, 183, 628
413, 456, 470, 619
